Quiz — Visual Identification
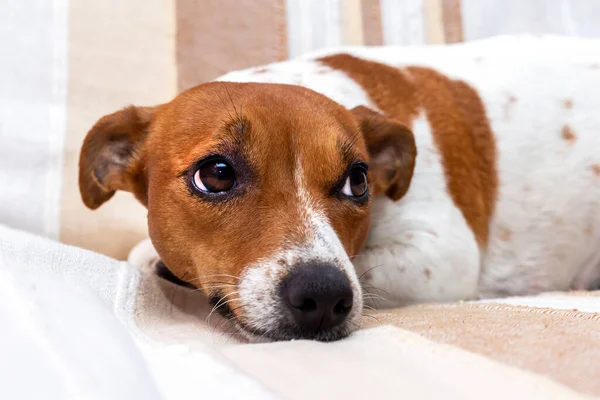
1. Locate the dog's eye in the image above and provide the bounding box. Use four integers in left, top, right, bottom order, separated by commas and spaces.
193, 158, 236, 193
341, 165, 368, 198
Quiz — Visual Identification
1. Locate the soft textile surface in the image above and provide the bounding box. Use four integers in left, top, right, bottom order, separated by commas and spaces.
1, 225, 598, 399
3, 2, 600, 399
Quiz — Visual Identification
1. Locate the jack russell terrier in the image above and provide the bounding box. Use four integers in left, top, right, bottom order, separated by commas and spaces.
79, 36, 600, 342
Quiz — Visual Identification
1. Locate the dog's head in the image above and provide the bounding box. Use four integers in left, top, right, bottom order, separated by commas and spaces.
79, 82, 416, 341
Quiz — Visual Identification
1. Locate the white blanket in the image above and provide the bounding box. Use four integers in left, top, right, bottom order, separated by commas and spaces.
1, 224, 594, 400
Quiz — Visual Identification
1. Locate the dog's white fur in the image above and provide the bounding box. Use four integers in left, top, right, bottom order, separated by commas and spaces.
237, 159, 363, 337
216, 35, 600, 306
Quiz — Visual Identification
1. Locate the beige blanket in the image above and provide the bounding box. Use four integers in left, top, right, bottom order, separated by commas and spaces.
1, 226, 598, 399
2, 1, 599, 398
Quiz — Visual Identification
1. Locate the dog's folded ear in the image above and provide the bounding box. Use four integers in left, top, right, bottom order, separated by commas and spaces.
351, 106, 417, 201
79, 105, 155, 209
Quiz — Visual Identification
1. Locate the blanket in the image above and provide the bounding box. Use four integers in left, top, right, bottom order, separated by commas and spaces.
3, 2, 600, 398
1, 224, 597, 399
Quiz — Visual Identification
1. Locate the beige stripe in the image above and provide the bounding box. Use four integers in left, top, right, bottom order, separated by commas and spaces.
360, 0, 384, 45
423, 0, 445, 44
341, 0, 365, 46
362, 302, 600, 396
479, 292, 600, 313
60, 0, 177, 260
441, 0, 463, 43
177, 0, 288, 91
222, 325, 591, 399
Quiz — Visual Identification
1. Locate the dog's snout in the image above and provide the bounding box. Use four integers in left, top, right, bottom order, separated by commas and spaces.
279, 263, 353, 334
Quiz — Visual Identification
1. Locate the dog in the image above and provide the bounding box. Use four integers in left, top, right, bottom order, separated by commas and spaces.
79, 35, 600, 342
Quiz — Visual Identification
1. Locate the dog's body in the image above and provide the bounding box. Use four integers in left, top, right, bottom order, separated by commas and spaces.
219, 35, 600, 305
80, 35, 600, 341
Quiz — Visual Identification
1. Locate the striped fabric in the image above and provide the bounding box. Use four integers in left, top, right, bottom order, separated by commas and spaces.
3, 0, 600, 259
2, 2, 600, 397
127, 242, 600, 397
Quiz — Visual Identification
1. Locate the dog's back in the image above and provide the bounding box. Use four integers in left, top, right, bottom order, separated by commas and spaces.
220, 35, 600, 304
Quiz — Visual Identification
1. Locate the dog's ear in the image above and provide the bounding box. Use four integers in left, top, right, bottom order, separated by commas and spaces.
351, 106, 417, 201
79, 105, 155, 209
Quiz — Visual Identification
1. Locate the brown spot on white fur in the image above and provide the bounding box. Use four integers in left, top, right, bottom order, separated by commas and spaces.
591, 164, 600, 176
254, 67, 269, 73
561, 125, 576, 143
586, 223, 594, 236
499, 227, 512, 241
319, 54, 498, 247
563, 99, 573, 109
504, 94, 518, 120
424, 268, 432, 279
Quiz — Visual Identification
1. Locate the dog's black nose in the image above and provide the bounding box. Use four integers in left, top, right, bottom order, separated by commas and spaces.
279, 263, 353, 333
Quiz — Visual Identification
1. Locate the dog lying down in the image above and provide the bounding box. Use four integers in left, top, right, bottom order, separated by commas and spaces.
79, 35, 600, 342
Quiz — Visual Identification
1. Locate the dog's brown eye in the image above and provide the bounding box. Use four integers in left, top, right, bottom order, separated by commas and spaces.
193, 158, 236, 193
342, 165, 368, 198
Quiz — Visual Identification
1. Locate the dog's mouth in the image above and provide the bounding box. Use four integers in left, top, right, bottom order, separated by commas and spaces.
155, 261, 356, 342
234, 319, 353, 343
155, 261, 197, 289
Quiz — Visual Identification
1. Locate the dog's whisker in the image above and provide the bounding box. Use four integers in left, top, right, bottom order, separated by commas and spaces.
359, 313, 382, 324
361, 290, 388, 300
362, 295, 387, 301
186, 274, 241, 282
361, 289, 389, 300
362, 290, 380, 310
223, 320, 241, 339
205, 292, 240, 325
361, 282, 390, 296
358, 264, 384, 281
228, 304, 246, 315
214, 315, 238, 337
198, 284, 240, 291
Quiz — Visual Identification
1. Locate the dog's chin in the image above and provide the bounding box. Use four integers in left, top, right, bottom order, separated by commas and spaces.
234, 320, 354, 343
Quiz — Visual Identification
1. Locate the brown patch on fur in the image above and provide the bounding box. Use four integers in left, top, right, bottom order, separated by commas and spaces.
254, 67, 269, 73
523, 184, 532, 192
319, 54, 498, 247
591, 164, 600, 176
424, 268, 432, 279
585, 223, 594, 236
561, 125, 576, 143
79, 106, 155, 209
350, 106, 416, 200
499, 228, 512, 242
503, 94, 517, 120
563, 99, 573, 110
